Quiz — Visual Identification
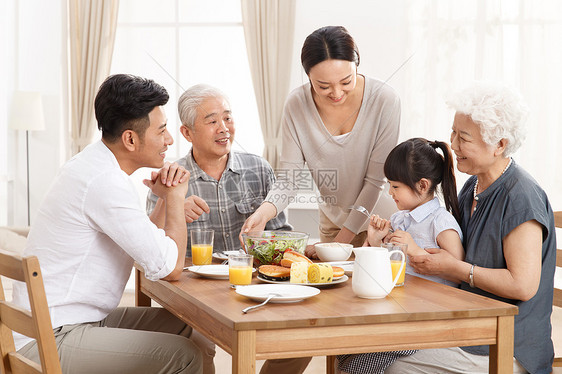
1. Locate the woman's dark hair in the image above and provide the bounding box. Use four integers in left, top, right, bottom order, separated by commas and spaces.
94, 74, 169, 143
384, 138, 461, 222
301, 26, 360, 75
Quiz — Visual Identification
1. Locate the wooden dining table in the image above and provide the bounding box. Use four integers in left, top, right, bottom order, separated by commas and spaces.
135, 260, 518, 374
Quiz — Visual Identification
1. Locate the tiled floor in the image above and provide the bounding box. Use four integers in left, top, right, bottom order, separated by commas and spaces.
120, 290, 562, 373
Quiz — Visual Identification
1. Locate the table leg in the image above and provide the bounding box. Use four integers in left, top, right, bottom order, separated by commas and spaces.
326, 355, 336, 374
232, 330, 256, 374
135, 268, 151, 307
489, 315, 514, 374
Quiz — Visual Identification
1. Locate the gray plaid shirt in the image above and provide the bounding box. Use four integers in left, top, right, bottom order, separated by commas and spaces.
146, 150, 291, 255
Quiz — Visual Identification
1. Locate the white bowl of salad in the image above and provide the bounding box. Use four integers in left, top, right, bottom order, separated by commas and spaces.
242, 231, 309, 266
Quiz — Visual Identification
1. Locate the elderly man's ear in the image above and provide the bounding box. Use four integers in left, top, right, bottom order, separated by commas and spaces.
494, 138, 508, 156
180, 124, 193, 143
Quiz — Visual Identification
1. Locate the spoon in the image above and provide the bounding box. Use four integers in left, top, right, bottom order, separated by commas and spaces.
242, 293, 282, 313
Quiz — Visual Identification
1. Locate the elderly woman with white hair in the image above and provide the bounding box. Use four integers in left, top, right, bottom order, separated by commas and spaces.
385, 83, 556, 374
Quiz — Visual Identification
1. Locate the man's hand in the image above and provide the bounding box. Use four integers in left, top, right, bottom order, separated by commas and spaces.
184, 195, 210, 223
143, 162, 189, 199
158, 161, 190, 187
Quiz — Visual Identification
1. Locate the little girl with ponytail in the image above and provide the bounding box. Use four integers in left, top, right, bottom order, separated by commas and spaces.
337, 138, 465, 374
367, 137, 465, 284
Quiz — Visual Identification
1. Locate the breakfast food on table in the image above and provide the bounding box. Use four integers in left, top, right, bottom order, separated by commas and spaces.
258, 249, 344, 284
280, 250, 313, 268
258, 265, 291, 281
331, 266, 345, 278
308, 263, 334, 283
290, 262, 309, 283
242, 231, 309, 266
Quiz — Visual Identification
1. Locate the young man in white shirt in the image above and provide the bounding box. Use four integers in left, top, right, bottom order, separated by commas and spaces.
12, 74, 207, 373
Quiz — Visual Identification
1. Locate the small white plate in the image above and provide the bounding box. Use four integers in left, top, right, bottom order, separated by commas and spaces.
325, 261, 354, 276
212, 250, 245, 260
256, 274, 349, 288
187, 265, 255, 279
236, 284, 320, 303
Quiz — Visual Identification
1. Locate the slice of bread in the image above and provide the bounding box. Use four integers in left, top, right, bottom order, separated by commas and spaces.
280, 250, 313, 268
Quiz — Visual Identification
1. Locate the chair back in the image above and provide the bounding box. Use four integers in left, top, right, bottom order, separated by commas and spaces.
0, 249, 61, 373
554, 211, 562, 368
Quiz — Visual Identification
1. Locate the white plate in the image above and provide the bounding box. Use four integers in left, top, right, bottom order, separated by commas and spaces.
187, 265, 255, 279
325, 261, 354, 276
236, 284, 320, 303
212, 250, 245, 260
256, 274, 349, 288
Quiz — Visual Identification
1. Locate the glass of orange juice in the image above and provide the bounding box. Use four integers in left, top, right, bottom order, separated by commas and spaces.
228, 254, 253, 287
382, 242, 407, 287
191, 229, 214, 265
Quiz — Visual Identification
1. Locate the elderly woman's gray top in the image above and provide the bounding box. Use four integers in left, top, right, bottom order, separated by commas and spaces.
458, 160, 555, 374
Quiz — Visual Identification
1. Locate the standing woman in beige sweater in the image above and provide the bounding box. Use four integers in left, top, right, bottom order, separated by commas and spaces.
242, 26, 401, 257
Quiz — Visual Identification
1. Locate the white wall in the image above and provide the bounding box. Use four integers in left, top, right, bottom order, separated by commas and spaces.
0, 0, 16, 226
286, 1, 410, 235
1, 0, 560, 227
1, 0, 67, 226
288, 1, 561, 212
290, 1, 409, 98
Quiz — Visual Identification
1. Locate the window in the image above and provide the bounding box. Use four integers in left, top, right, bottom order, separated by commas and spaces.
111, 0, 263, 159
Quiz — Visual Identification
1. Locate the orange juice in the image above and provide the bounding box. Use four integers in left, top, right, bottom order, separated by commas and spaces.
192, 244, 213, 265
229, 266, 253, 285
390, 260, 406, 286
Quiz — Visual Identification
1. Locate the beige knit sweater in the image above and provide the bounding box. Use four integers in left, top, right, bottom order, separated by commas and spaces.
266, 76, 401, 234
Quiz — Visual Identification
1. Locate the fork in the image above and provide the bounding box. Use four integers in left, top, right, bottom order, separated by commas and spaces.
348, 205, 395, 234
348, 205, 371, 218
242, 293, 282, 313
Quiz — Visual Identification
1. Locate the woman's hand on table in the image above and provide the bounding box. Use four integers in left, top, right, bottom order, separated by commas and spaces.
305, 243, 319, 259
239, 202, 277, 246
409, 247, 458, 278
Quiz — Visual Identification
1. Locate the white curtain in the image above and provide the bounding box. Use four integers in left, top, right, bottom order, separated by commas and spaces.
240, 0, 296, 170
399, 0, 562, 210
68, 0, 119, 155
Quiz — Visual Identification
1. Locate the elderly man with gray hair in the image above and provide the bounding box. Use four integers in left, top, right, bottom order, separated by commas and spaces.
146, 84, 306, 374
147, 84, 291, 255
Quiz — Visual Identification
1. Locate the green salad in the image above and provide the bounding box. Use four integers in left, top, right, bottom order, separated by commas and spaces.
243, 231, 308, 266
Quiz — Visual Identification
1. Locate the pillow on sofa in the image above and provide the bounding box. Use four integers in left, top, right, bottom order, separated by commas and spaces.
0, 228, 27, 254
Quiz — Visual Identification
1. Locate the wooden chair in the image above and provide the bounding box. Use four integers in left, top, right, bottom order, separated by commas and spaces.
554, 211, 562, 369
0, 249, 61, 373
